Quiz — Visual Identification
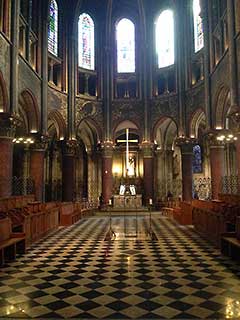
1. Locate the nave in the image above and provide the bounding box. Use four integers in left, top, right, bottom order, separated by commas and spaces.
0, 215, 240, 319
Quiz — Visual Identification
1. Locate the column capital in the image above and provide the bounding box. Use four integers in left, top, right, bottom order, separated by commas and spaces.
30, 134, 49, 151
0, 112, 19, 138
62, 139, 77, 156
206, 129, 238, 147
140, 141, 154, 158
176, 136, 197, 154
101, 140, 114, 158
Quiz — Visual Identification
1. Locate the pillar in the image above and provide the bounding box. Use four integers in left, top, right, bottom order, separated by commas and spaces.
235, 135, 240, 183
62, 142, 76, 202
200, 0, 212, 129
209, 143, 225, 199
0, 137, 13, 197
142, 143, 154, 204
227, 0, 239, 115
101, 141, 113, 205
180, 144, 193, 202
30, 149, 45, 202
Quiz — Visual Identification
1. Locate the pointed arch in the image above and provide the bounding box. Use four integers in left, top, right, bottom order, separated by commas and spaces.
189, 109, 206, 138
78, 13, 95, 70
153, 117, 178, 150
48, 0, 58, 56
19, 89, 40, 134
116, 18, 135, 73
156, 9, 174, 68
214, 86, 230, 129
48, 110, 66, 140
0, 70, 9, 113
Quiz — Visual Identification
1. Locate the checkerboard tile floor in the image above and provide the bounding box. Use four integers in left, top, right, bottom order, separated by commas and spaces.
1, 215, 240, 319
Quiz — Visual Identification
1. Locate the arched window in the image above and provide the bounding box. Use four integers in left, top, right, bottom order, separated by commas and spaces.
48, 0, 58, 56
78, 13, 95, 70
116, 18, 135, 73
193, 0, 204, 52
193, 144, 202, 173
156, 10, 174, 68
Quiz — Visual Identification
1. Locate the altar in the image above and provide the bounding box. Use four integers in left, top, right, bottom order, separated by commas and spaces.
113, 195, 142, 209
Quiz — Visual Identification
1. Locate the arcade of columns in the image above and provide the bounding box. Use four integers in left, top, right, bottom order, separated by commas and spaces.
0, 0, 240, 205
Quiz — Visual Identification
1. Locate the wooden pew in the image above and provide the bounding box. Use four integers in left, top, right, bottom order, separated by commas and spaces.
0, 217, 25, 266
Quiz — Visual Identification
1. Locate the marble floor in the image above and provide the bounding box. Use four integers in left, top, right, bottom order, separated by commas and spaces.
0, 214, 240, 319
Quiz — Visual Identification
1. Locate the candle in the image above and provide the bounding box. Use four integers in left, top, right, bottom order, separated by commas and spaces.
149, 198, 153, 205
109, 199, 112, 205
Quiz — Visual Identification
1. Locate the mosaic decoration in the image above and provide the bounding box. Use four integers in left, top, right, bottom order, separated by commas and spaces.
193, 144, 202, 173
193, 0, 204, 52
156, 10, 174, 68
48, 0, 58, 56
116, 18, 135, 73
78, 13, 95, 70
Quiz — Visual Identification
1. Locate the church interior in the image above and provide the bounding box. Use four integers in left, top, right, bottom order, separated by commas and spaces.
0, 0, 240, 319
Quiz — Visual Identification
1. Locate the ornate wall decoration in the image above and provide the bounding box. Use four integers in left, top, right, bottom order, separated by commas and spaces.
48, 87, 68, 123
75, 98, 103, 128
111, 101, 144, 129
151, 95, 178, 129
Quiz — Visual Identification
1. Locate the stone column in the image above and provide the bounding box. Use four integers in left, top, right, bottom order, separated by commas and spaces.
141, 142, 154, 204
235, 135, 240, 182
209, 142, 225, 199
227, 0, 239, 116
180, 143, 193, 202
30, 136, 48, 201
155, 148, 165, 200
101, 141, 113, 205
0, 117, 15, 197
10, 0, 20, 114
62, 141, 76, 202
30, 149, 45, 202
200, 0, 212, 129
0, 138, 13, 197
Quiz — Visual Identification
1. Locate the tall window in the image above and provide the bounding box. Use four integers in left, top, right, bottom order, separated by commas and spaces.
193, 0, 204, 52
156, 10, 174, 68
116, 18, 135, 73
193, 144, 202, 173
48, 0, 58, 56
78, 13, 95, 70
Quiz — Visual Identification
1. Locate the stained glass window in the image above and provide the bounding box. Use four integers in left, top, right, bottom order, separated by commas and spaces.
193, 0, 204, 52
78, 13, 95, 70
116, 18, 135, 73
156, 10, 174, 68
193, 144, 202, 173
48, 0, 58, 56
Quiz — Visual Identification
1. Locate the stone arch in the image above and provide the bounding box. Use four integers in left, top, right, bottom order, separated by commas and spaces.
48, 110, 66, 140
0, 70, 9, 113
113, 119, 140, 141
18, 89, 40, 134
214, 86, 230, 129
77, 118, 101, 152
189, 108, 206, 138
153, 117, 178, 150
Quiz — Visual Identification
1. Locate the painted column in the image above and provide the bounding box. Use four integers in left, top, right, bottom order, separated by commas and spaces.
179, 142, 194, 202
227, 0, 239, 116
200, 0, 212, 129
0, 117, 15, 197
62, 141, 76, 202
235, 135, 240, 186
101, 141, 113, 205
30, 148, 45, 202
0, 138, 13, 197
141, 142, 154, 204
10, 0, 20, 114
209, 142, 225, 199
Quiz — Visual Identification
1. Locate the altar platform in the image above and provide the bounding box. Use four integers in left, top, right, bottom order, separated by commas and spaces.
110, 194, 148, 212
